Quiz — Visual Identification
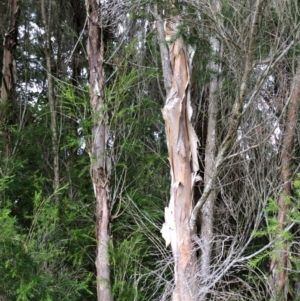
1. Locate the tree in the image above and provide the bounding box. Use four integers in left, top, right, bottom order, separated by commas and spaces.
154, 0, 299, 299
269, 64, 300, 300
40, 0, 59, 193
0, 0, 20, 157
154, 4, 199, 300
199, 1, 220, 290
2, 0, 300, 300
86, 1, 113, 300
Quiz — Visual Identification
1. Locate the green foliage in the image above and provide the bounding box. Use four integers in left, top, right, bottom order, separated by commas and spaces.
2, 0, 300, 300
59, 83, 91, 128
249, 174, 300, 292
251, 198, 290, 248
110, 234, 144, 300
100, 38, 169, 300
248, 251, 269, 268
0, 175, 95, 300
0, 85, 96, 299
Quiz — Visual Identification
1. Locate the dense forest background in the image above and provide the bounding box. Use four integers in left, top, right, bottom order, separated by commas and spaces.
1, 0, 300, 300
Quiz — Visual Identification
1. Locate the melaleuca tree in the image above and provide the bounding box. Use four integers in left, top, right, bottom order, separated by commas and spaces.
151, 0, 300, 300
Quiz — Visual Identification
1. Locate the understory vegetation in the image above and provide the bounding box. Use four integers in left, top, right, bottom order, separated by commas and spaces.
1, 0, 300, 300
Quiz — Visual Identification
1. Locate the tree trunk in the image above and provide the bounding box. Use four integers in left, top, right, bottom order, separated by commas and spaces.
0, 0, 19, 157
155, 9, 199, 301
269, 65, 300, 300
86, 1, 113, 301
200, 32, 220, 296
41, 0, 59, 192
190, 0, 266, 228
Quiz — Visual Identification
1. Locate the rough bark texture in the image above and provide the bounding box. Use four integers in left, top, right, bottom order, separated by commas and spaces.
86, 1, 113, 301
156, 14, 199, 301
269, 66, 300, 300
41, 0, 59, 192
0, 0, 19, 157
0, 0, 18, 103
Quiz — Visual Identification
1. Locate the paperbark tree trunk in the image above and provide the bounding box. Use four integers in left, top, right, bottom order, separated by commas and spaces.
0, 0, 19, 157
86, 1, 113, 301
155, 8, 199, 301
269, 65, 300, 300
41, 0, 59, 192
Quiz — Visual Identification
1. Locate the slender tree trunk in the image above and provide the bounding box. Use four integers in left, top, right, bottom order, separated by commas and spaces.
86, 1, 113, 301
0, 6, 19, 296
41, 0, 59, 192
0, 0, 19, 157
190, 0, 266, 228
155, 8, 199, 301
269, 65, 300, 300
200, 32, 220, 295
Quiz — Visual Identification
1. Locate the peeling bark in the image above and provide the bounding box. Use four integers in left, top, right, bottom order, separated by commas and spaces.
86, 1, 113, 301
156, 1, 271, 299
155, 10, 199, 301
